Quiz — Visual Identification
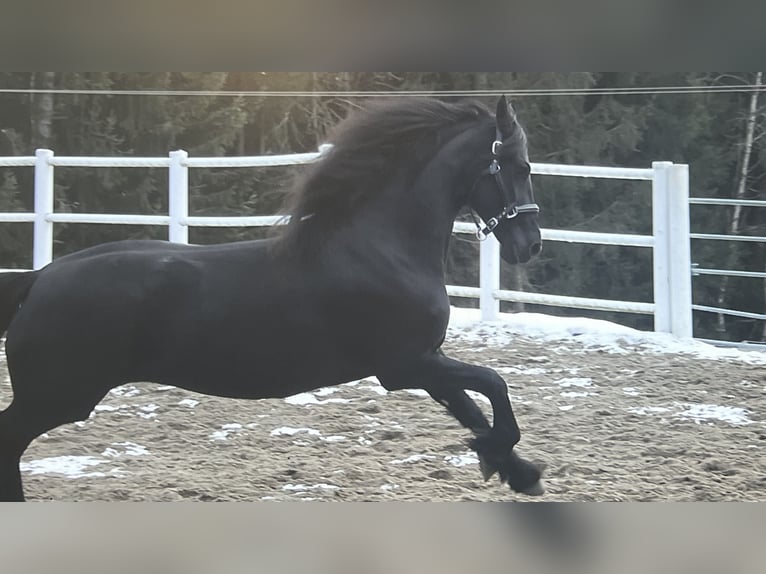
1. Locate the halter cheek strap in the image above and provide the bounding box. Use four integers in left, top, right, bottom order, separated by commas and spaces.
471, 129, 540, 240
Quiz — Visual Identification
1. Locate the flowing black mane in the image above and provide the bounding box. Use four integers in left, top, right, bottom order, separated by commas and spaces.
276, 99, 492, 248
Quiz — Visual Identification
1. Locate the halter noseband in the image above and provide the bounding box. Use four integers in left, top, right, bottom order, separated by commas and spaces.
471, 129, 540, 240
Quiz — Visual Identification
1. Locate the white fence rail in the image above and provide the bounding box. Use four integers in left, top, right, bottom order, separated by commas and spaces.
688, 196, 766, 327
0, 149, 692, 338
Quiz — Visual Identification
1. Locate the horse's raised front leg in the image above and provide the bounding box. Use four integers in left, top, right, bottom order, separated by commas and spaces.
378, 349, 544, 496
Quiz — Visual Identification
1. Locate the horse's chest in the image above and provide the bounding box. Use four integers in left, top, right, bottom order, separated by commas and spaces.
329, 280, 450, 360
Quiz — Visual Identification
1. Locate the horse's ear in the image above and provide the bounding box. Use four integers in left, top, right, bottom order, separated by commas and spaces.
496, 95, 517, 138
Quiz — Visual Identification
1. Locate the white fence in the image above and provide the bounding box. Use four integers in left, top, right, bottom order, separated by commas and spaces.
0, 149, 692, 338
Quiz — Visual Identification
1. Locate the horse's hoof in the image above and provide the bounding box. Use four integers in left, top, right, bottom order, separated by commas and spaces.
519, 479, 545, 496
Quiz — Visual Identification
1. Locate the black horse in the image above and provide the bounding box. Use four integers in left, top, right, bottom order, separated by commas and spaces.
0, 96, 543, 501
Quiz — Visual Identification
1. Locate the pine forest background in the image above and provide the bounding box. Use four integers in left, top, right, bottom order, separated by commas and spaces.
0, 72, 764, 343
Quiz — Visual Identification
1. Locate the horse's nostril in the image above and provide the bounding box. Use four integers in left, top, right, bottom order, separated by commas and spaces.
530, 242, 542, 256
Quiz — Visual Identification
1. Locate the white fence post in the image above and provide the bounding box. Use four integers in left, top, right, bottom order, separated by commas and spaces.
651, 161, 672, 333
168, 150, 189, 244
652, 161, 693, 338
33, 149, 54, 269
479, 235, 500, 321
668, 164, 693, 338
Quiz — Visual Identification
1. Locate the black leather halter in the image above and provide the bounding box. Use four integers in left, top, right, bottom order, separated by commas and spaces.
470, 129, 540, 240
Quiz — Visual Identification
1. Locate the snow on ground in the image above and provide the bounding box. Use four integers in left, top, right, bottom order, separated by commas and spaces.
19, 441, 151, 478
447, 307, 766, 365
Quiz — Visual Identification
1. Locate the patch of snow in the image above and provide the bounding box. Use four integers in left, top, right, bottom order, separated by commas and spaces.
321, 435, 347, 442
676, 403, 753, 426
178, 399, 200, 408
110, 385, 141, 398
137, 404, 159, 419
282, 483, 339, 491
102, 442, 149, 458
627, 402, 752, 426
560, 391, 592, 398
628, 406, 673, 416
496, 366, 549, 376
444, 452, 479, 467
270, 426, 321, 437
209, 423, 244, 441
20, 455, 116, 478
314, 387, 340, 396
391, 454, 436, 465
284, 392, 352, 406
94, 404, 128, 412
555, 377, 593, 388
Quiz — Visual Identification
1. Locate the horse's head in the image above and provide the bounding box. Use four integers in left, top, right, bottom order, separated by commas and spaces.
468, 96, 542, 264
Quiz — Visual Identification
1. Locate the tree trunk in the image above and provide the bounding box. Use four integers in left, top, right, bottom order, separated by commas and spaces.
715, 71, 762, 335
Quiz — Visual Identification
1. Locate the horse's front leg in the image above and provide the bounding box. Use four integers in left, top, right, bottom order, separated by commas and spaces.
378, 349, 544, 496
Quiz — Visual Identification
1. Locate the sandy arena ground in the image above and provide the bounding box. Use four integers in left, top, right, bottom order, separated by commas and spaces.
2, 330, 765, 501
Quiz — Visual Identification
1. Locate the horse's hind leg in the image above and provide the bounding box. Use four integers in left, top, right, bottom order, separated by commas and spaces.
427, 385, 490, 436
379, 349, 543, 496
0, 387, 107, 501
0, 402, 30, 501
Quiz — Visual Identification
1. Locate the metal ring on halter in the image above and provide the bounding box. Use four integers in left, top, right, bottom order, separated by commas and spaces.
475, 216, 499, 241
491, 140, 503, 155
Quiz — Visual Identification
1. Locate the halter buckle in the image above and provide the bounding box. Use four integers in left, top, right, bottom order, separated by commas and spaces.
516, 203, 540, 215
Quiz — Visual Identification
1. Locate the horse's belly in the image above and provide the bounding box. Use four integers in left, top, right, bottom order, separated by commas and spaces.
157, 352, 370, 401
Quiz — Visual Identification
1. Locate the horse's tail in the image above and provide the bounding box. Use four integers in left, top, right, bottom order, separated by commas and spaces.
0, 271, 38, 337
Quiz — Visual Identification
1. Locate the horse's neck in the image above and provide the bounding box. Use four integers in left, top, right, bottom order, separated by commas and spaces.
350, 129, 489, 271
